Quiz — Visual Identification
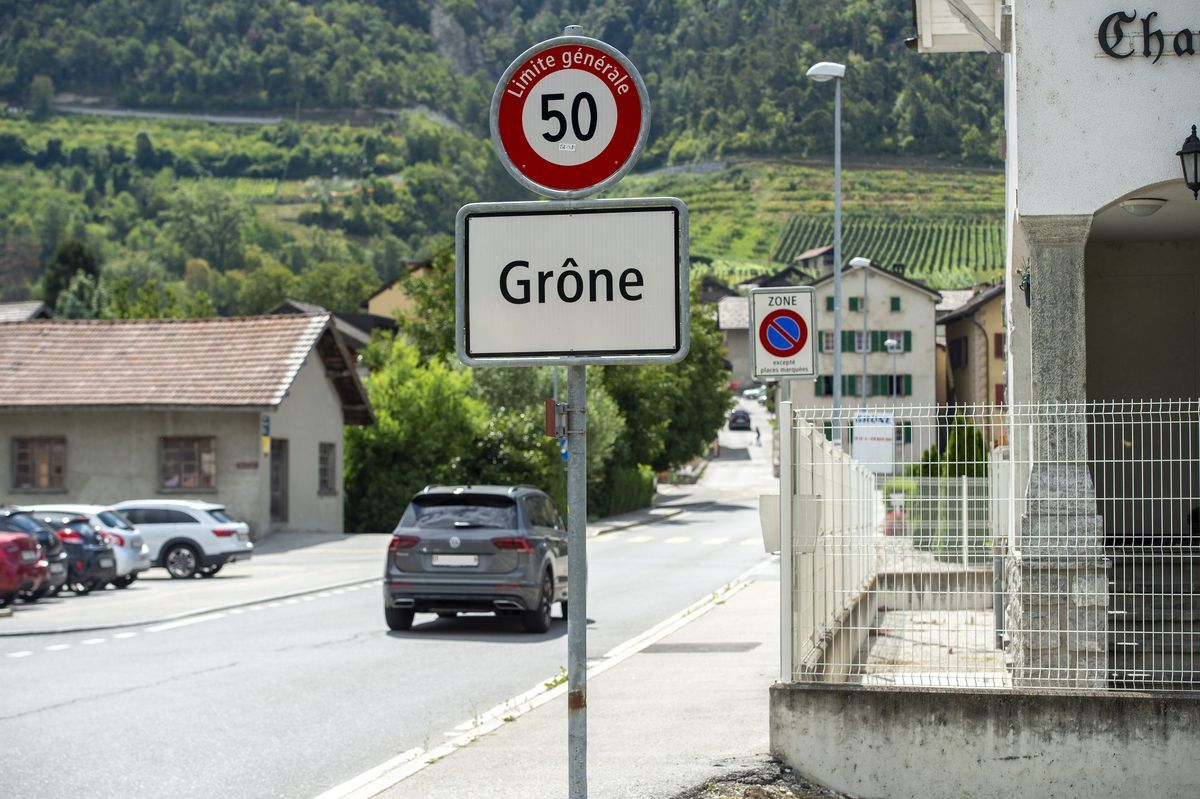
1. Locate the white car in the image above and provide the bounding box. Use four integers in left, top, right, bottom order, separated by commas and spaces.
26, 504, 151, 588
113, 500, 253, 579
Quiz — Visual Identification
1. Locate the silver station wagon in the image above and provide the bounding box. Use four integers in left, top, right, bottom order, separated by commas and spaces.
383, 485, 568, 633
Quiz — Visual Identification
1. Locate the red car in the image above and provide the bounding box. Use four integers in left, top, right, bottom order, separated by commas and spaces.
0, 540, 21, 608
0, 532, 43, 606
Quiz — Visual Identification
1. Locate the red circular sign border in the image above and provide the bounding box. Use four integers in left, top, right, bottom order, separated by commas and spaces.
759, 309, 808, 359
492, 39, 647, 195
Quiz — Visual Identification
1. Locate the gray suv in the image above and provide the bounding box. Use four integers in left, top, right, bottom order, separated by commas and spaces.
383, 485, 568, 633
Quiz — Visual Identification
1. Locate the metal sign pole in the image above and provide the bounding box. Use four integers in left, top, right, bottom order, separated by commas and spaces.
566, 364, 588, 799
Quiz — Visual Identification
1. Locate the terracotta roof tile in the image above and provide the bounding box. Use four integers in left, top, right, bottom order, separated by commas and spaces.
0, 315, 330, 410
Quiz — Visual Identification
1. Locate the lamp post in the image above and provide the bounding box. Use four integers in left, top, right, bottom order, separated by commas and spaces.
849, 256, 872, 405
885, 336, 901, 401
807, 60, 846, 445
1180, 125, 1200, 199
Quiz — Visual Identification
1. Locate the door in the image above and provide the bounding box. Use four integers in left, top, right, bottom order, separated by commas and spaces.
270, 439, 289, 524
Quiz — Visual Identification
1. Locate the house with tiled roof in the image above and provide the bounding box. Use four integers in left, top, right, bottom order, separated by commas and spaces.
0, 314, 372, 537
0, 301, 52, 322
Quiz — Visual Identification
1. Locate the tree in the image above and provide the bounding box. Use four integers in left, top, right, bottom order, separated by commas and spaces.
236, 260, 298, 314
54, 270, 103, 319
43, 239, 100, 309
295, 259, 379, 312
395, 243, 454, 359
164, 184, 249, 271
27, 74, 53, 120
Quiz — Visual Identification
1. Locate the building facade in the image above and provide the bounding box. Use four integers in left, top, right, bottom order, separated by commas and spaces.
0, 315, 372, 537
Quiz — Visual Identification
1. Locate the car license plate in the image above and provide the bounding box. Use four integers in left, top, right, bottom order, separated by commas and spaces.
431, 554, 478, 567
50, 563, 65, 574
99, 558, 114, 568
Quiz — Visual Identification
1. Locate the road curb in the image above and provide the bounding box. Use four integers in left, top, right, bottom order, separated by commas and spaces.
0, 575, 383, 637
589, 506, 689, 537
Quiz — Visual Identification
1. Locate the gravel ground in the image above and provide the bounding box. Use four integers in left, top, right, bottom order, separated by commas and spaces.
669, 762, 850, 799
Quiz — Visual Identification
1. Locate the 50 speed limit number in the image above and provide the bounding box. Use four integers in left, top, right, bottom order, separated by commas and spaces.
491, 36, 649, 197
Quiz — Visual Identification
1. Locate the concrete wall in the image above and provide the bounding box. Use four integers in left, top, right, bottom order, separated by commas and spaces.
0, 409, 264, 534
1086, 240, 1200, 401
1014, 0, 1199, 217
268, 349, 346, 534
771, 683, 1200, 799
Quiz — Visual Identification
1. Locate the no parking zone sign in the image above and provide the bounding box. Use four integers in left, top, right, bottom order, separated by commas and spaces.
749, 287, 817, 380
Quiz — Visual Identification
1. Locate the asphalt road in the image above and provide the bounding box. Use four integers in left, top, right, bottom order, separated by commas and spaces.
0, 399, 775, 799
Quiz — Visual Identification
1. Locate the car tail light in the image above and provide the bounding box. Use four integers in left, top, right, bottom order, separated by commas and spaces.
211, 528, 236, 537
389, 535, 420, 551
57, 529, 83, 544
491, 537, 534, 552
106, 532, 126, 547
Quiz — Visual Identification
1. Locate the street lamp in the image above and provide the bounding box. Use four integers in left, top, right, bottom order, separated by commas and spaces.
849, 256, 873, 405
1180, 125, 1200, 199
885, 336, 901, 401
807, 61, 846, 445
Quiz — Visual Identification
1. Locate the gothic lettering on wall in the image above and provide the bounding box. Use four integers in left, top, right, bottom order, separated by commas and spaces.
1100, 11, 1199, 62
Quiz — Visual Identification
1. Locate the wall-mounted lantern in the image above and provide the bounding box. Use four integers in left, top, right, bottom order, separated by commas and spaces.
1180, 125, 1200, 199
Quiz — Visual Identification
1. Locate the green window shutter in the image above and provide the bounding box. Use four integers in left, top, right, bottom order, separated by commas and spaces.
842, 331, 854, 352
814, 378, 823, 397
903, 421, 912, 443
904, 374, 912, 396
872, 375, 883, 396
903, 331, 912, 352
823, 421, 833, 439
890, 296, 901, 312
849, 297, 859, 312
817, 332, 824, 352
826, 296, 834, 312
871, 331, 883, 352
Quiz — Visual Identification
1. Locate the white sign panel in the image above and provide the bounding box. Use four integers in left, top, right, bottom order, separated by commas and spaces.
749, 287, 817, 380
456, 197, 689, 366
852, 411, 895, 475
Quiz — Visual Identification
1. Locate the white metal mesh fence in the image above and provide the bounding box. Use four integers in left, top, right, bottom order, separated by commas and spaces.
781, 400, 1200, 692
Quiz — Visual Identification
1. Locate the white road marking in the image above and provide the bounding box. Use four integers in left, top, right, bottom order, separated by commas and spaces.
45, 644, 71, 652
146, 612, 227, 633
332, 590, 345, 595
81, 638, 106, 645
625, 535, 654, 544
284, 598, 300, 605
6, 650, 33, 658
113, 632, 138, 639
313, 567, 761, 799
249, 605, 265, 611
663, 536, 690, 544
302, 596, 316, 602
741, 537, 760, 546
229, 608, 244, 615
704, 537, 729, 545
268, 602, 283, 608
318, 592, 332, 598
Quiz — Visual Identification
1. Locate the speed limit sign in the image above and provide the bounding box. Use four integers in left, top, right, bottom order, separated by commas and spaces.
491, 34, 650, 198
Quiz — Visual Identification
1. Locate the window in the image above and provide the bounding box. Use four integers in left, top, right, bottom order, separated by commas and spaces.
825, 296, 834, 312
890, 296, 901, 312
816, 376, 833, 396
949, 336, 968, 369
820, 331, 835, 352
995, 383, 1006, 405
12, 437, 66, 491
159, 437, 216, 491
848, 297, 861, 312
854, 330, 869, 353
319, 442, 337, 494
994, 332, 1006, 359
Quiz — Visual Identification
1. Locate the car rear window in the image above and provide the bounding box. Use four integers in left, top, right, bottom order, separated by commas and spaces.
2, 513, 49, 535
207, 508, 234, 523
98, 510, 133, 530
399, 495, 518, 530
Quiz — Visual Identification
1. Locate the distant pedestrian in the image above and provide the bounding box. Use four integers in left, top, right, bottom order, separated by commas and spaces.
755, 426, 761, 446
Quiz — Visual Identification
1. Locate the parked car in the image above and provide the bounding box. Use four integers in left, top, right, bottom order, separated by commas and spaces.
729, 409, 752, 430
29, 512, 116, 594
741, 386, 766, 401
0, 509, 68, 598
113, 500, 253, 579
27, 505, 150, 588
0, 537, 22, 608
0, 530, 43, 603
383, 485, 568, 633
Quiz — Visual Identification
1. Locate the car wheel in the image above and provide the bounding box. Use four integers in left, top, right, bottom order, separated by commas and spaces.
71, 581, 92, 595
111, 574, 137, 589
199, 564, 223, 578
19, 591, 38, 604
560, 599, 569, 620
163, 544, 200, 579
30, 585, 50, 601
0, 593, 12, 608
522, 573, 553, 634
385, 607, 414, 631
436, 612, 457, 619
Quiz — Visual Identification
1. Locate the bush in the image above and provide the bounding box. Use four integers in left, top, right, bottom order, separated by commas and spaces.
592, 464, 656, 518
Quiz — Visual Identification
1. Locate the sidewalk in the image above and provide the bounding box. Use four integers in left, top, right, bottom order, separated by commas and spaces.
369, 562, 782, 799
